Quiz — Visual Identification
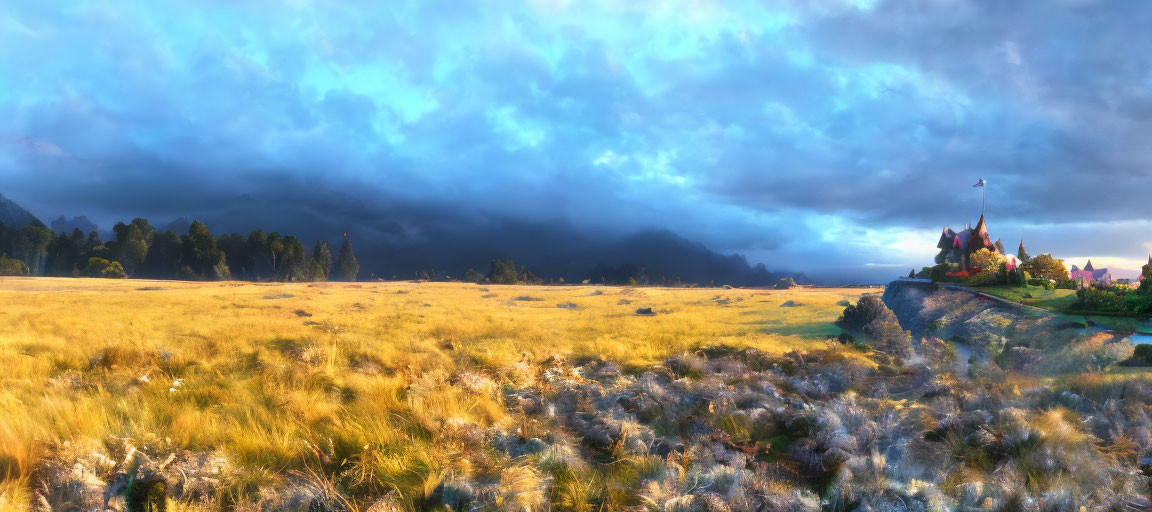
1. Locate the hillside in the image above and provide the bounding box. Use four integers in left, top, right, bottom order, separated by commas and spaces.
0, 193, 40, 229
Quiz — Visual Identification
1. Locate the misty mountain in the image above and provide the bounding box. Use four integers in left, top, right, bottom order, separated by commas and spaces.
20, 188, 802, 285
50, 216, 98, 235
161, 217, 193, 234
137, 188, 803, 285
0, 192, 42, 229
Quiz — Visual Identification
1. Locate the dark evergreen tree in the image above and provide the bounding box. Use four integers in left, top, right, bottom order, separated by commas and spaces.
245, 230, 275, 280
111, 218, 155, 276
180, 221, 230, 280
217, 233, 249, 279
311, 241, 332, 281
44, 229, 85, 276
140, 231, 182, 278
85, 231, 102, 252
487, 258, 519, 284
335, 239, 359, 281
278, 235, 308, 281
13, 224, 53, 275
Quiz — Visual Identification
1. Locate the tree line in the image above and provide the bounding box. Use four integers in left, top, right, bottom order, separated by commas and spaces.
0, 219, 359, 281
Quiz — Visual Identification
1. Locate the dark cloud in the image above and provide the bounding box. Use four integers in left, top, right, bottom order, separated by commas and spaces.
1, 1, 1151, 283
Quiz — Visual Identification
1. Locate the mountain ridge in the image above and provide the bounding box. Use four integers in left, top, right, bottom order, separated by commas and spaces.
0, 192, 42, 229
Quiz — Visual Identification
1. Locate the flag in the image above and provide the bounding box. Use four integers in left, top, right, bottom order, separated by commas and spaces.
343, 232, 348, 237
973, 178, 986, 187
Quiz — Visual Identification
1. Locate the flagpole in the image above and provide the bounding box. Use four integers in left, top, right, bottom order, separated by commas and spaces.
982, 185, 985, 216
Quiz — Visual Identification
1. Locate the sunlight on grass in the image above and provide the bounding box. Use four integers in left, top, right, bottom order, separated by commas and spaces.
0, 277, 873, 509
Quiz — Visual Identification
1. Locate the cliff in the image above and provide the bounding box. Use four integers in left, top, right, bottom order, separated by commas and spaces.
881, 280, 1097, 358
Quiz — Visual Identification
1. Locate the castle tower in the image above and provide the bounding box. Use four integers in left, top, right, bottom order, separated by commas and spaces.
966, 214, 995, 263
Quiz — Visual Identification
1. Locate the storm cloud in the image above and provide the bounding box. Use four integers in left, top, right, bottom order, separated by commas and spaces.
2, 0, 1151, 282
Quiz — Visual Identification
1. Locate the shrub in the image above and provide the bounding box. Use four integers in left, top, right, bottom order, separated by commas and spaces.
863, 316, 914, 358
927, 264, 952, 282
1070, 286, 1128, 313
1121, 344, 1152, 367
487, 258, 539, 285
968, 249, 1005, 286
80, 258, 127, 279
0, 255, 28, 276
835, 295, 894, 333
836, 295, 912, 358
463, 269, 485, 284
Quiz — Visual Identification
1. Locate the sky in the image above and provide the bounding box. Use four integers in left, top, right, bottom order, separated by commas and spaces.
2, 0, 1152, 282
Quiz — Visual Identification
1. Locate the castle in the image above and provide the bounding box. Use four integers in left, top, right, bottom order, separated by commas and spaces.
935, 214, 1007, 270
1069, 260, 1111, 286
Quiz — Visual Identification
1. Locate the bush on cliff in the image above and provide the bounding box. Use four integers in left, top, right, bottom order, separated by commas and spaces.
836, 295, 893, 333
836, 295, 913, 358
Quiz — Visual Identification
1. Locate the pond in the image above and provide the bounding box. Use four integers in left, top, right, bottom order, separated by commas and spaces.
1129, 333, 1152, 345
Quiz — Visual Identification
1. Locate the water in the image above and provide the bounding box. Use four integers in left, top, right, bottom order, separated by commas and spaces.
1129, 333, 1152, 345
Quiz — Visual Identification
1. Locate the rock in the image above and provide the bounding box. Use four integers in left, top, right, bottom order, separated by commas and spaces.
780, 300, 798, 307
557, 302, 579, 309
431, 480, 477, 510
636, 307, 655, 315
365, 493, 404, 512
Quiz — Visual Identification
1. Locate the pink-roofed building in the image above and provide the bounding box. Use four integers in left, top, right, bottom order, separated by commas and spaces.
1069, 260, 1111, 286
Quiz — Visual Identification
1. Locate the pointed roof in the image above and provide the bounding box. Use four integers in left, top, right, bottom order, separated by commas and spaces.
1018, 238, 1026, 251
937, 226, 958, 249
1084, 260, 1094, 272
973, 214, 987, 234
967, 214, 994, 256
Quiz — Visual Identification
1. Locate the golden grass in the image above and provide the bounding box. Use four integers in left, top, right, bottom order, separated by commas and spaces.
0, 277, 873, 508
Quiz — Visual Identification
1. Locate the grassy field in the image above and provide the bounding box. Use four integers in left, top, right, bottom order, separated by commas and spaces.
979, 285, 1152, 333
0, 278, 875, 510
977, 285, 1077, 311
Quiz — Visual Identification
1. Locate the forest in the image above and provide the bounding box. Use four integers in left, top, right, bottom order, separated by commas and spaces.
0, 219, 359, 282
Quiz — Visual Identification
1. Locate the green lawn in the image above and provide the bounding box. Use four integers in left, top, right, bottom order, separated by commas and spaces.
979, 285, 1078, 310
979, 285, 1152, 333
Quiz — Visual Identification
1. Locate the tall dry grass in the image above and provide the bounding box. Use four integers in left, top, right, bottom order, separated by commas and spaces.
0, 277, 870, 509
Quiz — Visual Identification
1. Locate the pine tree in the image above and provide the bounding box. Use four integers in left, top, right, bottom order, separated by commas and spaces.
181, 221, 230, 280
335, 239, 359, 282
311, 241, 332, 281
